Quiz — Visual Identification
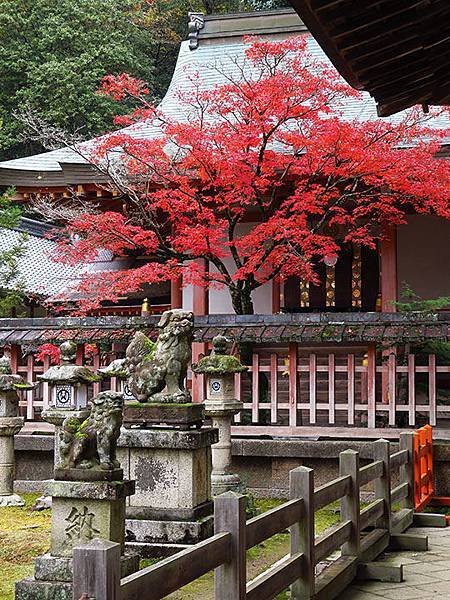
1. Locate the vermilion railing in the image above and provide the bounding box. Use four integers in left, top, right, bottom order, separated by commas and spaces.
8, 342, 450, 429
230, 348, 450, 434
413, 425, 434, 511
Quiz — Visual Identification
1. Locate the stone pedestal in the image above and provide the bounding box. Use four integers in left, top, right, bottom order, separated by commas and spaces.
0, 416, 24, 506
15, 478, 137, 600
192, 335, 247, 497
118, 425, 218, 556
205, 398, 243, 496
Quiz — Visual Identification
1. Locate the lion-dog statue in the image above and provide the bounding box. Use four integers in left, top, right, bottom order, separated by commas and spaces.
126, 309, 194, 403
59, 391, 123, 470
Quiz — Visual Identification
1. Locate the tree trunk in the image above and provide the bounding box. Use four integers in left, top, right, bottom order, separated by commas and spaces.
229, 285, 254, 316
229, 284, 270, 422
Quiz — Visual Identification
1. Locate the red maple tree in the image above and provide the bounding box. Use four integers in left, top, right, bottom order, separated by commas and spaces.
54, 36, 450, 314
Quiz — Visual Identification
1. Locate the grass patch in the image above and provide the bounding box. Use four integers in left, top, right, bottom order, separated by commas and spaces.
0, 493, 51, 600
166, 498, 340, 600
1, 495, 341, 600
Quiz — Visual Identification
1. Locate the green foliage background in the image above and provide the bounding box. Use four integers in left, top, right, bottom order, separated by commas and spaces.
0, 0, 290, 161
0, 188, 26, 316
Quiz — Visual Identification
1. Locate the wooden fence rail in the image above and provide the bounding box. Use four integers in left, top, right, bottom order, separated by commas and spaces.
73, 433, 415, 600
8, 339, 450, 430
232, 349, 450, 433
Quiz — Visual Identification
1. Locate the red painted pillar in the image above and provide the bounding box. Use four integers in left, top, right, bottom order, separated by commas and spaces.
171, 276, 183, 309
380, 224, 398, 312
192, 260, 209, 403
380, 224, 398, 407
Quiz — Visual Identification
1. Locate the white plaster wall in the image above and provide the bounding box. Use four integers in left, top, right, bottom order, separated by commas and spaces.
182, 283, 194, 312
397, 216, 450, 300
181, 222, 273, 314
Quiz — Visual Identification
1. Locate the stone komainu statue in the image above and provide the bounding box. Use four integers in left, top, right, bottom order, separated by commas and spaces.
126, 309, 194, 403
59, 391, 123, 470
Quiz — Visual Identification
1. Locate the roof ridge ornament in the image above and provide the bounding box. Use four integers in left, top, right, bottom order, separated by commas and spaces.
188, 12, 205, 50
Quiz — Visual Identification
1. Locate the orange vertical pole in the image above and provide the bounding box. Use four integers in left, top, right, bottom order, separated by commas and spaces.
413, 430, 420, 510
170, 276, 183, 309
288, 343, 298, 428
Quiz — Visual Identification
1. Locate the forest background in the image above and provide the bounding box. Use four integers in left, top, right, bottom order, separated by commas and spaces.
0, 0, 289, 161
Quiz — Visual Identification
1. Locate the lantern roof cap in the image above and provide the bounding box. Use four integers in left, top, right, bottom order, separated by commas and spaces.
38, 364, 102, 384
0, 355, 35, 391
192, 335, 247, 375
98, 358, 128, 380
39, 342, 101, 383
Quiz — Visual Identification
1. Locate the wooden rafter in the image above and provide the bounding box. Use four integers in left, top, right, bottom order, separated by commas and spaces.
289, 0, 450, 116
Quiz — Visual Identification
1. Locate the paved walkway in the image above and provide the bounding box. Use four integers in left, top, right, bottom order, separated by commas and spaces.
341, 525, 450, 599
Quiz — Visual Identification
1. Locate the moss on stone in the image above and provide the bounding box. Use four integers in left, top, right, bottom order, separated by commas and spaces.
143, 337, 156, 361
126, 401, 193, 408
192, 354, 247, 375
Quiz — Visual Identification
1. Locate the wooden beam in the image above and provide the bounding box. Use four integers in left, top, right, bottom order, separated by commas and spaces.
357, 562, 403, 583
389, 532, 428, 551
380, 224, 397, 313
413, 512, 447, 528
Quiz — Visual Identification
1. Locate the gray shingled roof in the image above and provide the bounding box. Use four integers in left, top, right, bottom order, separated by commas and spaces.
0, 224, 80, 296
0, 9, 448, 179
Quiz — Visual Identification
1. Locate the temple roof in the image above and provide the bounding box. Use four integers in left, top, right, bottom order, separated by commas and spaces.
0, 312, 447, 346
0, 219, 80, 297
288, 1, 450, 117
0, 8, 448, 187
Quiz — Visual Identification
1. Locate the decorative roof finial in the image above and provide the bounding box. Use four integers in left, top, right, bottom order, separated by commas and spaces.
188, 12, 205, 50
60, 341, 76, 364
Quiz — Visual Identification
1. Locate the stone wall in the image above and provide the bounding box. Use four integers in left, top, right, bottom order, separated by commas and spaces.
13, 434, 450, 499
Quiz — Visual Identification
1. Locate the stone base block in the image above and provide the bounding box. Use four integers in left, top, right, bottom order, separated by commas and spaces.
126, 541, 190, 559
0, 493, 24, 507
125, 514, 213, 545
15, 578, 72, 600
123, 402, 204, 429
47, 479, 134, 558
34, 551, 139, 582
212, 473, 243, 496
54, 467, 123, 482
118, 428, 217, 513
126, 499, 213, 521
17, 552, 139, 599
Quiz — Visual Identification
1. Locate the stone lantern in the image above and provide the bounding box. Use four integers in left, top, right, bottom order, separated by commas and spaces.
40, 341, 101, 467
193, 335, 247, 495
98, 358, 135, 401
0, 355, 34, 506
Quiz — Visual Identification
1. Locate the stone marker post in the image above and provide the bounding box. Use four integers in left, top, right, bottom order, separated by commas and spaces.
118, 309, 219, 556
0, 355, 31, 506
193, 335, 247, 495
15, 390, 138, 600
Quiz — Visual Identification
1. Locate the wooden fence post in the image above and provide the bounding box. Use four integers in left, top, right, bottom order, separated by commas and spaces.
290, 467, 315, 600
214, 492, 246, 600
339, 450, 360, 557
374, 439, 392, 532
73, 538, 121, 600
399, 432, 414, 510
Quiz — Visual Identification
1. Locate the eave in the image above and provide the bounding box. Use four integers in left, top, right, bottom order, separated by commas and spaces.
288, 0, 450, 116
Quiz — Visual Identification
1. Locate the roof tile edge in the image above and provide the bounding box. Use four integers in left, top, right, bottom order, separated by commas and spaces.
198, 8, 306, 43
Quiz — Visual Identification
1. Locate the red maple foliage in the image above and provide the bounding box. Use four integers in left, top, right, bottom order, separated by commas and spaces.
55, 36, 450, 314
36, 343, 60, 365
